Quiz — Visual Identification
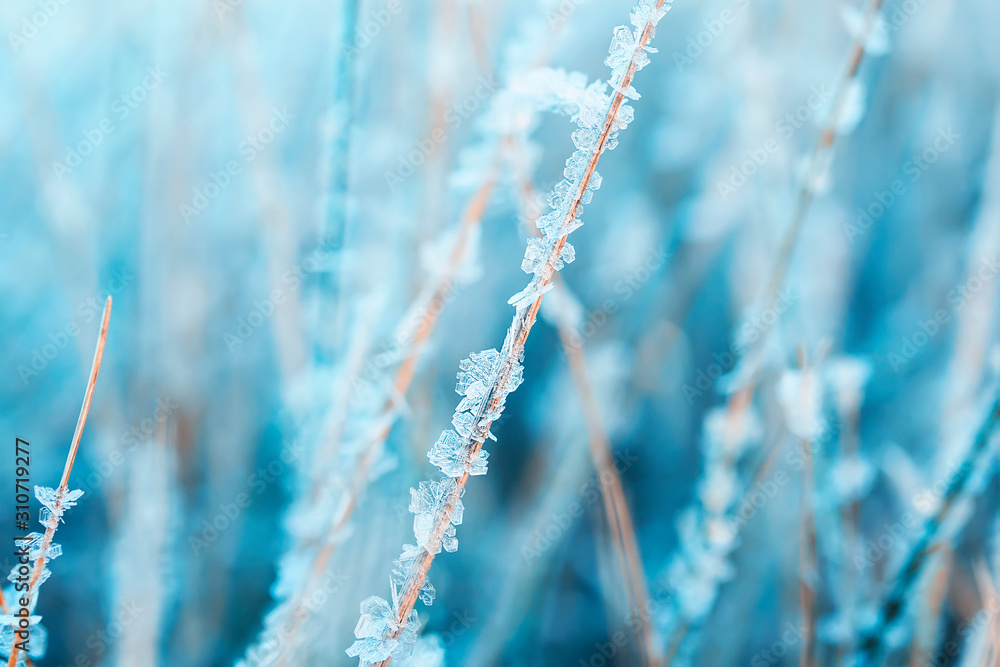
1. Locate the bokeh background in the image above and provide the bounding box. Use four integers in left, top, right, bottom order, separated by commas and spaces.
2, 0, 1000, 664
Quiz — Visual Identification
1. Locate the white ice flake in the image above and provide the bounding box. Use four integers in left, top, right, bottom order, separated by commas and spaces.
410, 479, 464, 555
346, 596, 422, 665
427, 430, 489, 477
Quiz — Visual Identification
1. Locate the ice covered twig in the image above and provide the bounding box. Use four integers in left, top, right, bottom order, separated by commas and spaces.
4, 297, 111, 667
347, 1, 674, 665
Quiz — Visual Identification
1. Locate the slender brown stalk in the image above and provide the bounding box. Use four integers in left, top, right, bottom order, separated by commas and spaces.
560, 330, 661, 667
270, 174, 497, 665
7, 297, 111, 667
906, 547, 949, 667
972, 559, 1000, 667
760, 0, 884, 309
798, 430, 817, 667
794, 349, 818, 667
368, 5, 668, 664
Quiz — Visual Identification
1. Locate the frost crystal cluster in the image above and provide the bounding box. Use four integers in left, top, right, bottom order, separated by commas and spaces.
0, 486, 84, 664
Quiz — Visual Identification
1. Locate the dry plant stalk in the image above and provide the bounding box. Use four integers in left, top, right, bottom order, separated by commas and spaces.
561, 333, 661, 666
795, 349, 818, 667
761, 0, 885, 307
272, 174, 497, 664
7, 297, 111, 667
357, 3, 672, 664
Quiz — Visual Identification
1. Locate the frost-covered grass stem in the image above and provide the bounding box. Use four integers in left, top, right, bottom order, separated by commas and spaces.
6, 297, 111, 667
352, 2, 673, 664
762, 0, 885, 304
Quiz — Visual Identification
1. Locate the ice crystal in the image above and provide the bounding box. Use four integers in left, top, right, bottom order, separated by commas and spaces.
456, 349, 500, 396
410, 479, 464, 554
0, 616, 46, 659
346, 596, 421, 665
508, 280, 554, 309
521, 237, 550, 274
35, 487, 84, 525
428, 430, 488, 477
450, 411, 477, 440
606, 26, 640, 74
1, 488, 85, 665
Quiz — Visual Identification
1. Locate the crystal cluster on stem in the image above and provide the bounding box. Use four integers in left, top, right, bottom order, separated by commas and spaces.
0, 486, 84, 664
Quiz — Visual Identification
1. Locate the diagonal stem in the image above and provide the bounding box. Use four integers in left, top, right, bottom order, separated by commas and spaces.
7, 297, 111, 667
371, 5, 668, 664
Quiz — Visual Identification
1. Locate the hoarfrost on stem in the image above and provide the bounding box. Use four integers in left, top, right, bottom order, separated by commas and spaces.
347, 1, 673, 662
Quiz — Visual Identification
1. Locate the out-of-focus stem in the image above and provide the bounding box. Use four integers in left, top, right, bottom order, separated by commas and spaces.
857, 394, 1000, 664
761, 0, 885, 305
